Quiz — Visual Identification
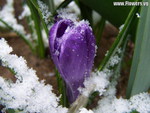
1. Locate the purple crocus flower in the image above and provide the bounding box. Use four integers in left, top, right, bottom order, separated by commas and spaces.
49, 19, 95, 103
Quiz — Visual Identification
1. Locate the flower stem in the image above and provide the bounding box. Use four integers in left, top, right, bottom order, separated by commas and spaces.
55, 70, 68, 107
98, 2, 140, 71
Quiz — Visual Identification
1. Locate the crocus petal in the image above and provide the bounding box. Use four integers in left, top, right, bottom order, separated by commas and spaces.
49, 19, 95, 103
59, 33, 88, 102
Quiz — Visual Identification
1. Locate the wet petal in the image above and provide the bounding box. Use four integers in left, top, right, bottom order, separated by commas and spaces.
49, 19, 95, 103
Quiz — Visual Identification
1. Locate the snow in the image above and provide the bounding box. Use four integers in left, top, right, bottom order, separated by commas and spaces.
57, 8, 79, 23
130, 92, 150, 113
54, 0, 80, 16
0, 38, 12, 56
119, 24, 124, 32
57, 8, 87, 31
136, 13, 140, 18
19, 5, 31, 20
0, 2, 149, 111
79, 71, 110, 97
79, 108, 94, 113
91, 47, 150, 113
0, 0, 14, 28
42, 29, 49, 47
94, 92, 150, 113
0, 0, 32, 41
37, 0, 51, 25
109, 55, 120, 67
78, 48, 121, 97
0, 35, 149, 113
108, 48, 121, 67
0, 38, 68, 113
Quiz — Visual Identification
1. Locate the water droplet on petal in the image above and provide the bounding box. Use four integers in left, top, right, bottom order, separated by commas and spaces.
54, 50, 59, 56
91, 43, 95, 47
65, 26, 70, 33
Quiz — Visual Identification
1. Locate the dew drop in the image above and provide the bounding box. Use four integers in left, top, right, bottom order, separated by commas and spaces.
91, 43, 95, 47
81, 38, 84, 41
54, 50, 59, 56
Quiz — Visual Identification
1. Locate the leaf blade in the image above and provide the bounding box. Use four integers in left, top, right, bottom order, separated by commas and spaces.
79, 0, 136, 27
126, 0, 150, 98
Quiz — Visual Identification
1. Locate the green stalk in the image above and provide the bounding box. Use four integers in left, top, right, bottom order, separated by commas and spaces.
95, 17, 106, 46
126, 0, 150, 98
7, 109, 21, 113
52, 0, 73, 16
77, 0, 93, 26
79, 0, 133, 27
55, 70, 68, 107
27, 0, 45, 58
29, 0, 49, 35
46, 0, 55, 13
98, 2, 140, 71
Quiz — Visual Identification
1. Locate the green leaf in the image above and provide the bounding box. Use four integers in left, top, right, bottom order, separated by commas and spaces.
44, 0, 55, 13
126, 0, 150, 98
94, 17, 106, 46
98, 3, 140, 71
27, 0, 45, 58
130, 110, 140, 113
7, 109, 21, 113
7, 109, 16, 113
77, 0, 93, 26
52, 0, 73, 16
29, 0, 49, 35
79, 0, 137, 27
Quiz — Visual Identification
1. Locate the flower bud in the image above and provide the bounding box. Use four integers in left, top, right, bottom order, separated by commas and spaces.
49, 19, 95, 103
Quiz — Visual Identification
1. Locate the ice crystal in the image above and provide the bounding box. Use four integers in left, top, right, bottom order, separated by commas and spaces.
0, 0, 31, 41
0, 38, 12, 56
130, 92, 150, 113
136, 13, 140, 18
92, 47, 150, 113
68, 1, 80, 16
119, 24, 124, 32
79, 108, 94, 113
78, 48, 121, 98
0, 0, 14, 28
54, 0, 80, 16
0, 38, 68, 113
79, 71, 110, 97
37, 0, 51, 25
105, 50, 109, 56
94, 92, 150, 113
108, 48, 121, 67
42, 29, 49, 47
57, 8, 78, 23
109, 55, 121, 67
19, 5, 31, 20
